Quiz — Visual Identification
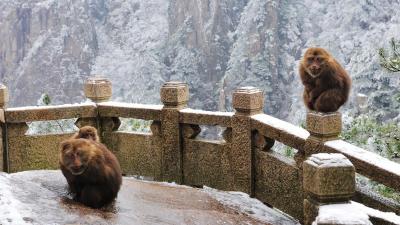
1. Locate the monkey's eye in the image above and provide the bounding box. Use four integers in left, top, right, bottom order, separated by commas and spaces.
307, 57, 314, 63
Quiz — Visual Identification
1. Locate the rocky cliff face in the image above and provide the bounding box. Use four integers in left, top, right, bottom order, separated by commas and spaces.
0, 0, 399, 123
0, 0, 98, 105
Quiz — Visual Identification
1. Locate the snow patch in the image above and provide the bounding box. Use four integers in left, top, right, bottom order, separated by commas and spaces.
7, 102, 96, 111
351, 201, 400, 224
307, 153, 353, 168
0, 173, 32, 225
314, 201, 400, 225
203, 186, 300, 225
314, 202, 372, 225
251, 114, 310, 139
98, 101, 163, 110
180, 108, 234, 117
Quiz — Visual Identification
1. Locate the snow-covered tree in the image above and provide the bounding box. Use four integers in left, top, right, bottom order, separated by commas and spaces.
379, 38, 400, 72
26, 94, 77, 135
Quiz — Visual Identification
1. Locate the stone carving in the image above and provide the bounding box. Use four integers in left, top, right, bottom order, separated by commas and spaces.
232, 86, 263, 115
160, 81, 189, 108
84, 76, 112, 103
303, 153, 356, 225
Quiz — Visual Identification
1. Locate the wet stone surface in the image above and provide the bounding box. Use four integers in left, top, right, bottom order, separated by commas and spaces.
0, 170, 299, 225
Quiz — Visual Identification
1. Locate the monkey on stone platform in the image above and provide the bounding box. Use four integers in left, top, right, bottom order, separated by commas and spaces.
59, 138, 122, 209
299, 47, 351, 113
60, 125, 122, 208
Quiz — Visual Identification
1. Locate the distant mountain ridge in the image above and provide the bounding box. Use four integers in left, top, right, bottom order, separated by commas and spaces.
0, 0, 399, 123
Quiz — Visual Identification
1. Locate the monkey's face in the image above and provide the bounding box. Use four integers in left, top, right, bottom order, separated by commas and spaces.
303, 48, 329, 78
60, 140, 92, 175
79, 130, 96, 141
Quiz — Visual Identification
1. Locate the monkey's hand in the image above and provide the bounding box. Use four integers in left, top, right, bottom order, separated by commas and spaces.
307, 101, 314, 110
310, 89, 323, 101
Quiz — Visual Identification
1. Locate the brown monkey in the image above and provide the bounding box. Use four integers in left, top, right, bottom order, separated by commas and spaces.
72, 126, 100, 142
59, 138, 122, 208
299, 47, 351, 112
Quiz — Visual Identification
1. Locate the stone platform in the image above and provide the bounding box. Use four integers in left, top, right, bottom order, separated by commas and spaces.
0, 170, 299, 225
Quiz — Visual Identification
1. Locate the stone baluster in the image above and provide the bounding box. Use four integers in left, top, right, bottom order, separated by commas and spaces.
82, 76, 121, 145
231, 87, 264, 195
78, 76, 114, 130
303, 153, 357, 225
296, 111, 342, 167
0, 84, 9, 171
160, 81, 189, 183
83, 76, 112, 103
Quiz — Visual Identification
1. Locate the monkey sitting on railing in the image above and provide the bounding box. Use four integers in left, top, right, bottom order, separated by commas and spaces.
299, 47, 351, 112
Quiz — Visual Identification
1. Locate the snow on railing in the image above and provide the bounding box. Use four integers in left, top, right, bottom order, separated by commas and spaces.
325, 140, 400, 192
5, 103, 97, 122
251, 113, 309, 151
314, 201, 400, 225
97, 101, 163, 121
179, 108, 234, 127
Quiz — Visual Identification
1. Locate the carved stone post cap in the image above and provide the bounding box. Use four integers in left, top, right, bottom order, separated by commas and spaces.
160, 81, 189, 107
232, 87, 264, 115
303, 153, 355, 202
84, 76, 112, 103
306, 111, 342, 139
0, 84, 9, 107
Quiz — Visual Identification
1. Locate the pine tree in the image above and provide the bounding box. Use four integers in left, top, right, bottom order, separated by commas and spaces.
379, 38, 400, 72
41, 93, 51, 105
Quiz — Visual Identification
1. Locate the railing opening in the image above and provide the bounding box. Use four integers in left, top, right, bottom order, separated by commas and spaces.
357, 174, 400, 205
26, 119, 78, 135
272, 142, 298, 159
197, 125, 225, 141
118, 118, 152, 133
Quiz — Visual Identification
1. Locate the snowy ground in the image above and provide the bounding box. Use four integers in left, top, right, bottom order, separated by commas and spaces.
314, 201, 400, 225
0, 170, 299, 225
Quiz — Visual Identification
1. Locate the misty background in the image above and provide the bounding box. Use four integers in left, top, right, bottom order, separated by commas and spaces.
0, 0, 399, 125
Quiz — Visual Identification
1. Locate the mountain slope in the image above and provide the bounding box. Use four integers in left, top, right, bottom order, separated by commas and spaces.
0, 0, 399, 123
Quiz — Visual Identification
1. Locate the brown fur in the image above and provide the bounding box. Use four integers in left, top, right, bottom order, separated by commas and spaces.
59, 138, 122, 208
299, 47, 351, 112
72, 126, 100, 142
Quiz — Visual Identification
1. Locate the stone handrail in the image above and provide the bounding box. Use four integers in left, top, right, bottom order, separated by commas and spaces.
98, 102, 163, 121
179, 108, 233, 127
324, 140, 400, 192
5, 103, 97, 123
0, 79, 399, 224
251, 112, 400, 193
251, 113, 309, 151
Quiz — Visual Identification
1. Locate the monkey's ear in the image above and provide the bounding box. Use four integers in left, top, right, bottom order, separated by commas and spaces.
60, 141, 72, 152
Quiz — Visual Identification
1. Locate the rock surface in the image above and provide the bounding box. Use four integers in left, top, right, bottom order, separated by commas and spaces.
0, 170, 299, 225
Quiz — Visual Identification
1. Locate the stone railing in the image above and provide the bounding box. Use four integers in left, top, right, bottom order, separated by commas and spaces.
0, 79, 399, 225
